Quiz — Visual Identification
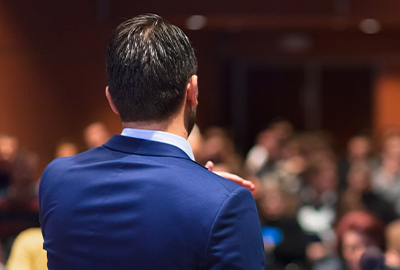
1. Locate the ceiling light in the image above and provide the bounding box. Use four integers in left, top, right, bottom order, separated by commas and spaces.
358, 18, 381, 34
185, 15, 207, 30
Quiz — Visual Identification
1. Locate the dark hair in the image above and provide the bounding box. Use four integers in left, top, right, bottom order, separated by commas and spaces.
106, 14, 197, 122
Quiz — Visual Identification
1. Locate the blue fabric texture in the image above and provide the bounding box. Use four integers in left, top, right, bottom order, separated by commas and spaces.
39, 135, 264, 270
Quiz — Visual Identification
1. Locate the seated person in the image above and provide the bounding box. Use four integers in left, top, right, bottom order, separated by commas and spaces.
6, 228, 46, 270
258, 180, 309, 270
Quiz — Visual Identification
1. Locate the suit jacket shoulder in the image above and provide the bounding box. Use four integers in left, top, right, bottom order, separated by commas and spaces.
39, 135, 264, 270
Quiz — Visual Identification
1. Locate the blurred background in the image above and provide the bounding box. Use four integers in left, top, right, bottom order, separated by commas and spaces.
4, 2, 400, 269
0, 0, 400, 169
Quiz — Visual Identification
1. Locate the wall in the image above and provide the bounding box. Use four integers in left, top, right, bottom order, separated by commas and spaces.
1, 1, 400, 169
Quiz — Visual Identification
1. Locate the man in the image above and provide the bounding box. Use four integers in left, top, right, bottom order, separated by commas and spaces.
39, 14, 264, 269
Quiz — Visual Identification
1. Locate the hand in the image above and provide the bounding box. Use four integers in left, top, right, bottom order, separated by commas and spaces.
205, 161, 255, 192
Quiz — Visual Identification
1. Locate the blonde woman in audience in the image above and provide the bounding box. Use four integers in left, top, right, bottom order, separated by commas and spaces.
6, 228, 47, 270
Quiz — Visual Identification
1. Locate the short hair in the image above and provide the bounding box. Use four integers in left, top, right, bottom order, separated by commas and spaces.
106, 14, 197, 122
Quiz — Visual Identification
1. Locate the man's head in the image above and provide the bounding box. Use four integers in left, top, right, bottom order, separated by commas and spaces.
106, 14, 198, 127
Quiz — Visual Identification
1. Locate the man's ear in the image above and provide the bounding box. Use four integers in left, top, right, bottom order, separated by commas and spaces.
106, 86, 119, 115
186, 75, 198, 107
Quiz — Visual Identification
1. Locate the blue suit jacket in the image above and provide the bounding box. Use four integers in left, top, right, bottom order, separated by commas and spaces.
39, 135, 264, 270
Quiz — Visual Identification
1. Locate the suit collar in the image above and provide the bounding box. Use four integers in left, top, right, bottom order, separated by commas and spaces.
121, 128, 194, 160
103, 135, 193, 160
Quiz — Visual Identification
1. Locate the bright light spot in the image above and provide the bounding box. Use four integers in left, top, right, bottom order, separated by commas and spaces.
359, 18, 381, 34
278, 33, 312, 53
185, 15, 207, 30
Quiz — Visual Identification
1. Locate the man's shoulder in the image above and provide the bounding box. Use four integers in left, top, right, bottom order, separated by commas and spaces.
41, 145, 245, 200
41, 148, 100, 179
42, 156, 72, 175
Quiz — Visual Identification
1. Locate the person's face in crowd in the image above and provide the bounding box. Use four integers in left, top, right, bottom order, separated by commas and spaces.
55, 142, 79, 158
383, 152, 400, 175
0, 136, 18, 161
310, 164, 338, 194
259, 189, 285, 220
348, 169, 371, 192
348, 137, 371, 159
270, 121, 293, 141
204, 135, 225, 157
84, 123, 110, 149
384, 136, 400, 159
258, 131, 280, 160
12, 153, 38, 188
342, 230, 366, 270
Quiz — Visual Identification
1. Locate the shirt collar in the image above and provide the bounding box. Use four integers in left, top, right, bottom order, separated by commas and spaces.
121, 128, 195, 161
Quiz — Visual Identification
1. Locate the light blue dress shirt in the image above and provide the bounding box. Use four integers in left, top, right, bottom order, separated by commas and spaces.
121, 128, 195, 161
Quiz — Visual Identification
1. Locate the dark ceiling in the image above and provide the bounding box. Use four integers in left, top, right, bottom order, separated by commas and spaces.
110, 0, 400, 33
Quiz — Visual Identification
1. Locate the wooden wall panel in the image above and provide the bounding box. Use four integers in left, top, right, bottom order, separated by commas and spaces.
373, 67, 400, 142
0, 1, 400, 169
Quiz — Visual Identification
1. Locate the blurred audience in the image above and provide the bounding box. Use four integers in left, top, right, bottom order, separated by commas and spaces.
271, 134, 307, 195
54, 140, 79, 158
337, 211, 385, 270
198, 126, 243, 175
337, 163, 397, 224
6, 228, 46, 270
257, 179, 309, 270
372, 134, 400, 215
297, 158, 338, 246
0, 151, 40, 263
0, 135, 19, 192
187, 125, 205, 162
337, 133, 377, 191
83, 122, 111, 149
385, 219, 400, 270
3, 119, 400, 269
359, 246, 385, 270
313, 211, 385, 270
245, 120, 292, 177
